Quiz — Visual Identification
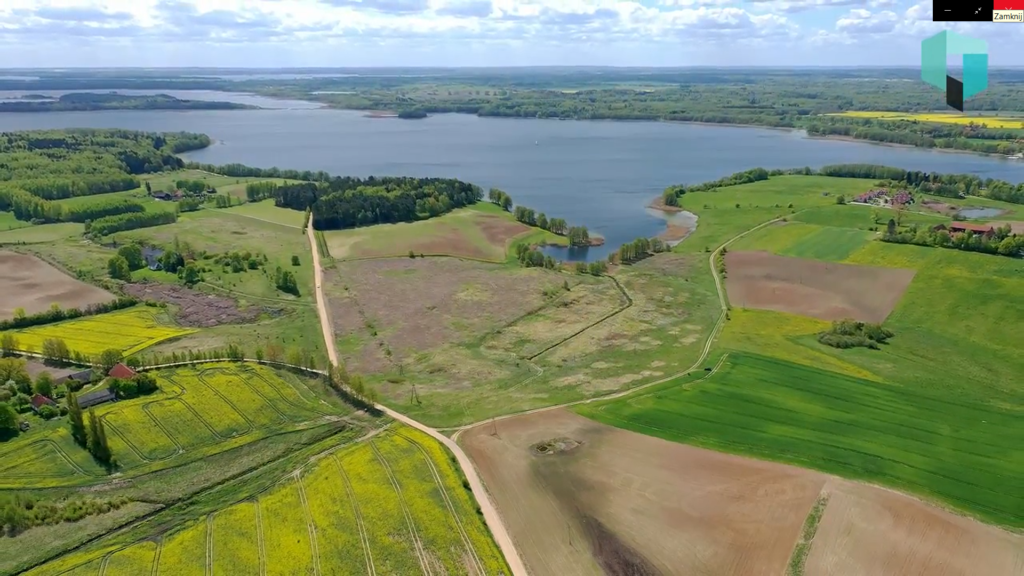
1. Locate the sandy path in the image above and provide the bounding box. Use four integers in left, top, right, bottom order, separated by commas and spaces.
306, 219, 530, 576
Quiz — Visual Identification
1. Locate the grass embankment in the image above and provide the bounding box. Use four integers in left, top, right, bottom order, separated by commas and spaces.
579, 352, 1023, 528
23, 427, 510, 576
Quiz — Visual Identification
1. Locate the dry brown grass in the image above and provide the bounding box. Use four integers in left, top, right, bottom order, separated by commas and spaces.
327, 258, 562, 373
0, 251, 114, 320
724, 251, 916, 323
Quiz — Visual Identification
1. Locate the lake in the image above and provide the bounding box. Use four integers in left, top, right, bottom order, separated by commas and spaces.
2, 104, 1023, 261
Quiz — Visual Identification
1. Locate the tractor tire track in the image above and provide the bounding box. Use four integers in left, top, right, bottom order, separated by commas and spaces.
142, 402, 186, 455
294, 471, 322, 576
254, 499, 268, 576
397, 432, 486, 576
151, 536, 163, 576
333, 455, 376, 576
206, 513, 215, 576
369, 440, 432, 576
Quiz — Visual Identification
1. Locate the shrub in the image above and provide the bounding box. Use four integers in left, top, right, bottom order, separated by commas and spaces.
37, 404, 58, 420
817, 319, 894, 350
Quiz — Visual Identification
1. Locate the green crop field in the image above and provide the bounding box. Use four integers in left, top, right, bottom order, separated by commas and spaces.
578, 352, 1024, 527
222, 199, 305, 228
0, 362, 339, 489
26, 427, 510, 576
792, 203, 949, 230
673, 176, 878, 252
730, 221, 873, 262
3, 306, 194, 357
0, 222, 83, 245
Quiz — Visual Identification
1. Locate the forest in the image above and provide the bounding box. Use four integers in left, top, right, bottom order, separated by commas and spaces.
0, 93, 255, 113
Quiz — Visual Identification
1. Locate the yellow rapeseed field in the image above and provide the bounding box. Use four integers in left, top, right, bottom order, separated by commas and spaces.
25, 427, 509, 576
156, 519, 207, 576
103, 408, 179, 460
171, 374, 252, 438
102, 541, 158, 574
199, 368, 283, 427
211, 502, 261, 576
831, 111, 1024, 129
3, 306, 193, 357
145, 399, 220, 451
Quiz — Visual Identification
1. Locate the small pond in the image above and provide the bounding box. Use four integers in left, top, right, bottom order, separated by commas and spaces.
957, 207, 1005, 219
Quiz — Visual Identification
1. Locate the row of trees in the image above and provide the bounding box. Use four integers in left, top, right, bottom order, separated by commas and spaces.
86, 211, 177, 237
67, 393, 114, 467
612, 237, 668, 264
514, 243, 559, 269
662, 164, 1024, 207
881, 221, 1024, 257
0, 186, 146, 224
0, 296, 138, 332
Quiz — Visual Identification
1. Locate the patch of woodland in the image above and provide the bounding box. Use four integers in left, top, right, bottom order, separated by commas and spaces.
881, 221, 1024, 258
0, 494, 132, 538
817, 319, 894, 350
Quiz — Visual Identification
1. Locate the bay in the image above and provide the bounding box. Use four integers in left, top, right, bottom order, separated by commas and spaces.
2, 105, 1022, 261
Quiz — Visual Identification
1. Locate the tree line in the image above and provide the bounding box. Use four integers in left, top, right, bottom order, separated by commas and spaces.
86, 211, 177, 237
662, 164, 1024, 206
489, 188, 591, 245
0, 186, 146, 224
881, 220, 1024, 257
0, 297, 138, 331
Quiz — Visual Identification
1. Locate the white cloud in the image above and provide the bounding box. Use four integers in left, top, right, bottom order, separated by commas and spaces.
0, 0, 1020, 66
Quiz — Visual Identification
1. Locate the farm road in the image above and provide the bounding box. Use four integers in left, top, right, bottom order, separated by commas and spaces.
306, 219, 531, 576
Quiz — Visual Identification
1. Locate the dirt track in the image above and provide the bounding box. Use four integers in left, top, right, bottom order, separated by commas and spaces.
724, 251, 915, 323
307, 219, 529, 576
0, 251, 114, 320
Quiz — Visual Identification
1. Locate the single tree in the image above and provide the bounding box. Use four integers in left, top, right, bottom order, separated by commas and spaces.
291, 255, 300, 266
67, 392, 87, 447
0, 403, 20, 440
0, 358, 32, 394
886, 218, 897, 237
33, 372, 54, 398
96, 349, 123, 373
117, 245, 145, 271
107, 255, 132, 281
41, 338, 71, 364
0, 333, 18, 357
87, 410, 114, 467
254, 346, 265, 362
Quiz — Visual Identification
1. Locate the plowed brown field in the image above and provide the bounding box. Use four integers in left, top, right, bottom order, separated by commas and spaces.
461, 409, 825, 576
0, 251, 114, 320
806, 480, 1024, 576
724, 251, 915, 322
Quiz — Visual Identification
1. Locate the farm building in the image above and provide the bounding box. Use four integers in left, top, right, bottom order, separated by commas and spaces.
107, 363, 137, 380
77, 387, 116, 409
56, 369, 94, 387
934, 222, 996, 237
29, 394, 56, 413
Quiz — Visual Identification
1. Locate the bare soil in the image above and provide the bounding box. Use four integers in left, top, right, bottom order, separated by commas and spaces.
805, 479, 1024, 576
475, 215, 531, 249
327, 258, 560, 373
122, 282, 270, 327
920, 198, 958, 216
24, 361, 77, 381
0, 251, 114, 320
462, 409, 826, 576
724, 251, 916, 323
656, 224, 691, 243
991, 221, 1024, 235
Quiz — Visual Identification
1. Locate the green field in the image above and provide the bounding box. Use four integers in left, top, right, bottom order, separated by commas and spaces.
324, 201, 563, 262
0, 222, 83, 245
673, 176, 879, 252
578, 352, 1024, 527
24, 427, 510, 576
791, 203, 949, 230
0, 362, 341, 489
222, 199, 305, 228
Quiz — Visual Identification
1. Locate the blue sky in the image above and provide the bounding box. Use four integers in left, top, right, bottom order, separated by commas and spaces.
0, 0, 1021, 67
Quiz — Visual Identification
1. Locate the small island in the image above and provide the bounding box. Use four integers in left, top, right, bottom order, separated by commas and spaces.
0, 92, 257, 112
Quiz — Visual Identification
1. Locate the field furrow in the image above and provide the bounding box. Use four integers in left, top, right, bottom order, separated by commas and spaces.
334, 455, 376, 576
211, 502, 261, 576
102, 542, 158, 575
156, 519, 207, 576
103, 409, 179, 461
341, 443, 423, 575
299, 456, 367, 576
369, 440, 431, 575
170, 375, 251, 438
259, 479, 316, 576
145, 399, 220, 451
199, 369, 284, 428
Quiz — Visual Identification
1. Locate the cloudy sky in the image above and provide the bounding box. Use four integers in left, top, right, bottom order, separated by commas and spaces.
1, 0, 1022, 67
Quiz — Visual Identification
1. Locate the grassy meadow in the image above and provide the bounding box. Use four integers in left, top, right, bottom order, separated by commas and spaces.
673, 175, 879, 252
23, 427, 510, 576
578, 352, 1023, 528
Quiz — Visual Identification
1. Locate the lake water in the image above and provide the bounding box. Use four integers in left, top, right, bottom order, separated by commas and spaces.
957, 207, 1006, 219
0, 90, 322, 110
2, 103, 1023, 261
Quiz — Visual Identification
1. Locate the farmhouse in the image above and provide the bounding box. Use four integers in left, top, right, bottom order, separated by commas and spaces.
29, 394, 56, 413
108, 363, 137, 379
933, 222, 996, 237
55, 369, 93, 387
77, 387, 116, 409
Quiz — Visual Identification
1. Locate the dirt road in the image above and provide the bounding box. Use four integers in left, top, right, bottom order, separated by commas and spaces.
306, 220, 530, 576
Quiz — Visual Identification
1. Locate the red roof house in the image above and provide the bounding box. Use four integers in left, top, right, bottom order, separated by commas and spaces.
107, 363, 137, 380
934, 222, 996, 237
30, 394, 56, 413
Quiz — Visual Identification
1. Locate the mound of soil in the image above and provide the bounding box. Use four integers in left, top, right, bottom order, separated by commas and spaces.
531, 437, 583, 456
123, 282, 274, 327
